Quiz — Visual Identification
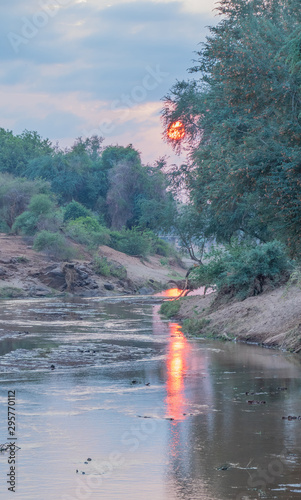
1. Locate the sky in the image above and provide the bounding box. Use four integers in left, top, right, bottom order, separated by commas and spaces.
1, 0, 217, 165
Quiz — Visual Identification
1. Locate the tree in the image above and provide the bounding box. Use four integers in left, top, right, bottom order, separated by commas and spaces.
0, 129, 53, 175
162, 0, 301, 255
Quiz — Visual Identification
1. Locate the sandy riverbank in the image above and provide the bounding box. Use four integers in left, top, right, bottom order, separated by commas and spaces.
175, 285, 301, 353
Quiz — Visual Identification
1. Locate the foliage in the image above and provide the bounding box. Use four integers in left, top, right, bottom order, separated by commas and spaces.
159, 300, 181, 318
12, 211, 39, 235
12, 193, 59, 236
33, 231, 76, 260
182, 318, 211, 335
0, 173, 50, 229
109, 228, 152, 257
162, 0, 301, 255
92, 256, 127, 279
66, 217, 110, 249
0, 129, 53, 176
28, 194, 54, 216
63, 201, 91, 222
190, 241, 293, 300
0, 287, 25, 299
92, 256, 111, 277
109, 262, 127, 279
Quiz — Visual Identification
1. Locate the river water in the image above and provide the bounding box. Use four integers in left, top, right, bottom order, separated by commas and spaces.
0, 296, 301, 500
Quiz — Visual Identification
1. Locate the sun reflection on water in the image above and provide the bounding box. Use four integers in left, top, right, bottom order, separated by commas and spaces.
165, 322, 191, 421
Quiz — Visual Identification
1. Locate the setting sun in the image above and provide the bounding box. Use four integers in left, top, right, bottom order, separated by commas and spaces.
167, 121, 185, 141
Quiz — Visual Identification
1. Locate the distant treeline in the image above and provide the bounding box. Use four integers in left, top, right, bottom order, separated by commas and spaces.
0, 130, 174, 232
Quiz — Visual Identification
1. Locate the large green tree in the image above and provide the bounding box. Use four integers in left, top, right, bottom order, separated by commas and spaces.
162, 0, 301, 255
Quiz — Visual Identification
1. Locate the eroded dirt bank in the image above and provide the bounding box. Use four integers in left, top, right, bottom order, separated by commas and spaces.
0, 233, 186, 298
176, 286, 301, 353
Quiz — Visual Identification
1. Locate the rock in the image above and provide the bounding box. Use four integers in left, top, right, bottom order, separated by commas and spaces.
0, 259, 10, 265
104, 283, 114, 291
28, 285, 50, 297
138, 286, 155, 295
0, 267, 7, 276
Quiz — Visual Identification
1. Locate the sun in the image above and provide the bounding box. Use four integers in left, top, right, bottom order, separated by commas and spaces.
167, 121, 185, 141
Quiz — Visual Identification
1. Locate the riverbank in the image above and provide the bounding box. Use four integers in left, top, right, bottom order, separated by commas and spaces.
0, 233, 186, 298
174, 285, 301, 353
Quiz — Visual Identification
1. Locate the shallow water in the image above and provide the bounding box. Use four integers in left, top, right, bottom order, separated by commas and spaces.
0, 296, 301, 500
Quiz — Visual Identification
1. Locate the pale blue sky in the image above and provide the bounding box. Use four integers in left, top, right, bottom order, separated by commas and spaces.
1, 0, 217, 163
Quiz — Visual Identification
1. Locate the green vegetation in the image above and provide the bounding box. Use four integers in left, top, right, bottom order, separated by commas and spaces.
66, 217, 111, 250
190, 241, 293, 300
0, 133, 179, 263
182, 318, 211, 336
159, 300, 181, 319
33, 231, 76, 261
63, 201, 91, 222
163, 0, 301, 259
92, 256, 127, 279
0, 287, 25, 298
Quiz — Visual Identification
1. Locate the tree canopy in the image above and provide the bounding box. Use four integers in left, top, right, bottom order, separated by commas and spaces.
162, 0, 301, 256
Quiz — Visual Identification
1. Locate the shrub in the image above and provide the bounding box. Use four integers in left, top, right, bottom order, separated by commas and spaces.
0, 219, 10, 233
33, 231, 75, 260
64, 201, 91, 222
36, 210, 63, 233
108, 262, 127, 279
0, 173, 50, 228
12, 211, 38, 235
159, 300, 181, 318
92, 256, 111, 277
0, 287, 25, 298
182, 318, 211, 335
28, 194, 54, 216
151, 237, 171, 257
110, 228, 151, 257
66, 217, 110, 249
190, 240, 293, 300
92, 256, 127, 279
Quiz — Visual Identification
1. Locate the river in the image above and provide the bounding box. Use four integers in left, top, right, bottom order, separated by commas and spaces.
0, 295, 301, 500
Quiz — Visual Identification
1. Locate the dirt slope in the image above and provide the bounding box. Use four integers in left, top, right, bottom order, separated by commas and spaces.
0, 234, 186, 298
177, 286, 301, 353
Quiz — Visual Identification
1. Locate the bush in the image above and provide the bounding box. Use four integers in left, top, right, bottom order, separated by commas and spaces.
92, 256, 111, 277
33, 231, 75, 260
159, 300, 181, 318
190, 240, 293, 300
12, 211, 38, 235
66, 217, 110, 249
64, 201, 91, 222
0, 287, 25, 298
0, 173, 50, 228
182, 318, 211, 335
110, 228, 151, 257
92, 256, 127, 279
28, 194, 54, 216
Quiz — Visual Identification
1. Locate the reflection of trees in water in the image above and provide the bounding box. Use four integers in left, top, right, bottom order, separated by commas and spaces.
164, 336, 301, 499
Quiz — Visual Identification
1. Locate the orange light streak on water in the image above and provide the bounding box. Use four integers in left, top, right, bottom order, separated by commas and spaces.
156, 288, 183, 298
165, 322, 191, 421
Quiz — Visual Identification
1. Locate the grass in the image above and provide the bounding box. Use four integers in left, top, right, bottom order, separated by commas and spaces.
0, 287, 25, 299
159, 300, 181, 319
182, 318, 211, 336
15, 256, 30, 263
92, 256, 127, 279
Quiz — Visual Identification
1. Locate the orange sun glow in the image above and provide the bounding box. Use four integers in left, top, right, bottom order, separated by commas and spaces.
167, 121, 185, 141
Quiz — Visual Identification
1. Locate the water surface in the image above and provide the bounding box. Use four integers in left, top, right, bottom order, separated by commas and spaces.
0, 296, 300, 500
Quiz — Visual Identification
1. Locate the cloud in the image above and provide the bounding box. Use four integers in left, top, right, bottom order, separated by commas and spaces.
0, 0, 216, 164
